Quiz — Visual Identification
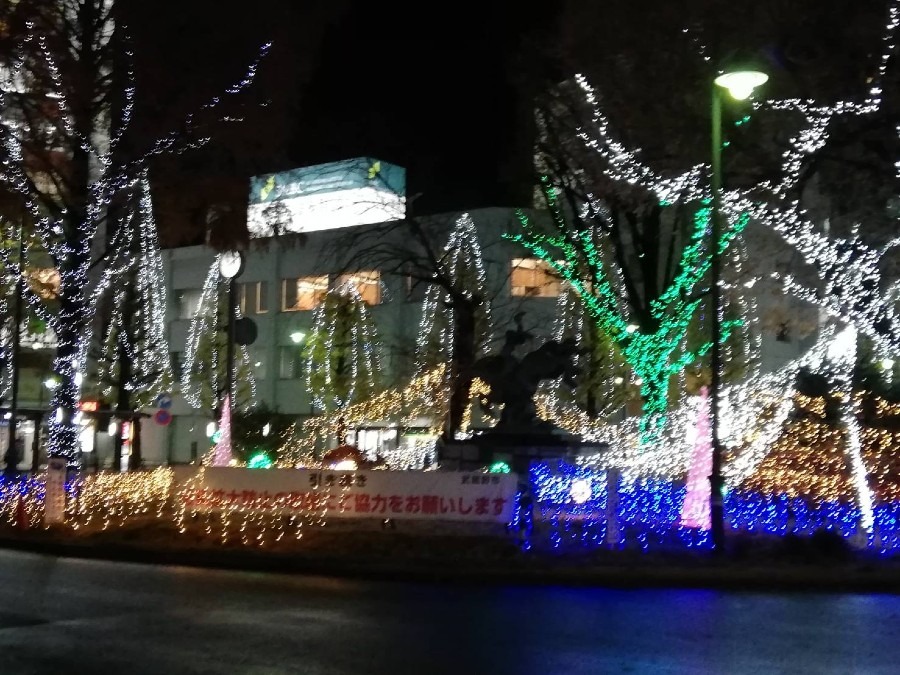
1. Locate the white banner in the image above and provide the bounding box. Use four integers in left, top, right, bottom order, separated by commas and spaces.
44, 457, 67, 525
183, 467, 518, 523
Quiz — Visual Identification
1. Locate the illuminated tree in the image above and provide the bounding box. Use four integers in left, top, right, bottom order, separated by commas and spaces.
414, 213, 492, 438
181, 257, 256, 415
90, 174, 171, 468
510, 180, 748, 444
0, 0, 268, 463
553, 3, 900, 528
304, 283, 382, 418
547, 284, 631, 419
327, 211, 494, 439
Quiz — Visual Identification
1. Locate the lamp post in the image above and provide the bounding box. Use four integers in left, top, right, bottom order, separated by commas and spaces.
709, 69, 767, 552
218, 251, 244, 425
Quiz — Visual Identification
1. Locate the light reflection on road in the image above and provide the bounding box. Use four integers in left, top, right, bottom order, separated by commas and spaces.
0, 549, 895, 674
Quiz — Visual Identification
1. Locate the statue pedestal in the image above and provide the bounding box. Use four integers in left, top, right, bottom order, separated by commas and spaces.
440, 429, 604, 474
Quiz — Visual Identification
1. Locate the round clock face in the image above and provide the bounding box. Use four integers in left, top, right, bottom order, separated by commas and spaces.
218, 251, 243, 279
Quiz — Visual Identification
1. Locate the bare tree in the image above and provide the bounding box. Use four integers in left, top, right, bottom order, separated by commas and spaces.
0, 0, 268, 463
326, 211, 522, 440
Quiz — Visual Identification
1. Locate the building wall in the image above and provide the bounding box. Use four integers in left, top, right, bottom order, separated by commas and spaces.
159, 206, 811, 462
160, 207, 565, 460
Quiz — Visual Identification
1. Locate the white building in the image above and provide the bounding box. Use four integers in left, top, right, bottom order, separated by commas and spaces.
148, 158, 811, 465
156, 159, 563, 464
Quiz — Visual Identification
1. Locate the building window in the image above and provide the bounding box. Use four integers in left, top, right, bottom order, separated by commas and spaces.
249, 351, 267, 381
27, 268, 60, 300
175, 289, 203, 319
510, 258, 561, 298
278, 346, 303, 379
239, 281, 269, 314
337, 271, 381, 305
282, 275, 328, 311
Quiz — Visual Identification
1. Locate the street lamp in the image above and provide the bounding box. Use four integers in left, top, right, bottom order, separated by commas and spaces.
218, 250, 244, 429
709, 67, 767, 552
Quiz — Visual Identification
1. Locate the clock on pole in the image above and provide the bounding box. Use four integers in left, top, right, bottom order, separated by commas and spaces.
218, 250, 244, 279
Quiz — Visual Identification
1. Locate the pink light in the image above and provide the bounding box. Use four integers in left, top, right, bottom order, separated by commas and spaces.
680, 387, 712, 530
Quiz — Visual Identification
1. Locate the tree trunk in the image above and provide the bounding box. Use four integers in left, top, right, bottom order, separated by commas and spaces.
445, 302, 477, 440
129, 416, 142, 471
636, 366, 670, 447
46, 0, 100, 466
48, 294, 89, 465
30, 417, 40, 473
585, 329, 599, 418
586, 389, 598, 418
113, 335, 132, 471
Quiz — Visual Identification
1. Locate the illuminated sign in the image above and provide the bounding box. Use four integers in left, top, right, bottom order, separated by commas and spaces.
78, 400, 99, 412
247, 158, 406, 237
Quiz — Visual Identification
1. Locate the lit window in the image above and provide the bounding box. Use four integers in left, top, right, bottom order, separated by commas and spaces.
337, 271, 381, 305
510, 258, 561, 297
282, 275, 328, 311
27, 268, 60, 300
257, 281, 269, 313
239, 281, 269, 314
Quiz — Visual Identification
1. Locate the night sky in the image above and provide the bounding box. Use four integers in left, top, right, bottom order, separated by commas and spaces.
129, 1, 896, 247
128, 1, 556, 246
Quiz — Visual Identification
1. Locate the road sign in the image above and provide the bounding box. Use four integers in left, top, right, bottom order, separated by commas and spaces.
154, 409, 172, 426
155, 393, 173, 409
234, 317, 258, 346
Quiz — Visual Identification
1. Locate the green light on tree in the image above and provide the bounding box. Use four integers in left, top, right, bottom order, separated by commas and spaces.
507, 178, 748, 445
488, 460, 511, 474
247, 451, 273, 469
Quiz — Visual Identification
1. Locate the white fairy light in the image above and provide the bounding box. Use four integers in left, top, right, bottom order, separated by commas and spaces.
521, 2, 900, 530
0, 2, 271, 463
305, 282, 382, 414
182, 257, 257, 413
95, 173, 173, 407
414, 213, 493, 428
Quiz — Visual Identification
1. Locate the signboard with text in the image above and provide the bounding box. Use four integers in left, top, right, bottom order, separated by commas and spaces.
246, 158, 406, 237
183, 467, 517, 524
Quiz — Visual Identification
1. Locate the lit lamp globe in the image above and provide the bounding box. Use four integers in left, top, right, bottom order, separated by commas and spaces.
714, 70, 768, 100
218, 250, 244, 279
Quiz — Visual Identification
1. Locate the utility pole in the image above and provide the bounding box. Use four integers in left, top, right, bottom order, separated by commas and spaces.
7, 222, 24, 471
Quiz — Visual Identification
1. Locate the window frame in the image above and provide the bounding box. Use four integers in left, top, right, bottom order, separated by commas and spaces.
175, 289, 203, 319
509, 258, 562, 298
239, 280, 269, 315
278, 345, 303, 379
281, 275, 329, 312
336, 270, 382, 306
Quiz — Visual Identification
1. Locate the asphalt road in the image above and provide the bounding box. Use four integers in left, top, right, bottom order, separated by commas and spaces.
0, 549, 896, 674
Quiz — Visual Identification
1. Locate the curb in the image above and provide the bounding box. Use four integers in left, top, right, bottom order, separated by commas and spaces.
1, 533, 899, 593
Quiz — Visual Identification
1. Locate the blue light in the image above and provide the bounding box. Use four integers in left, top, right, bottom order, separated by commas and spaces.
524, 461, 900, 555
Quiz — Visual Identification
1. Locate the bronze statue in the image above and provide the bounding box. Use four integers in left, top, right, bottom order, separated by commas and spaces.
471, 314, 582, 432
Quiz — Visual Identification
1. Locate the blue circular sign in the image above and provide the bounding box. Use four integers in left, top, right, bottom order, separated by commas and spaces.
153, 410, 172, 426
